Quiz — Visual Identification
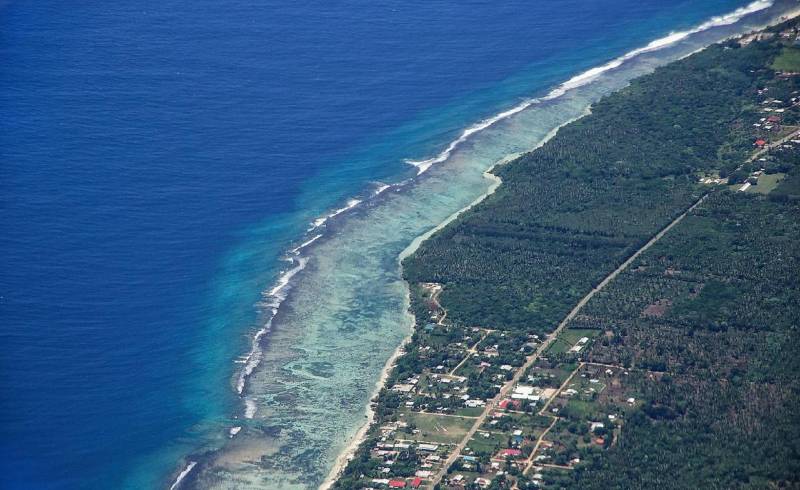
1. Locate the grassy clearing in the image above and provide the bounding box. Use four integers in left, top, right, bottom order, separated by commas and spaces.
466, 432, 507, 457
454, 360, 479, 378
746, 172, 785, 194
562, 399, 599, 421
403, 412, 475, 444
772, 47, 800, 72
455, 406, 485, 417
547, 329, 599, 355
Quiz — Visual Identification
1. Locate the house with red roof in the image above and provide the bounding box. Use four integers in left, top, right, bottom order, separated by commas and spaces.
498, 399, 520, 410
388, 480, 407, 488
411, 476, 423, 488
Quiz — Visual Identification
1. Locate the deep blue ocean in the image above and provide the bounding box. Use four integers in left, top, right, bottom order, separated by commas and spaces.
0, 1, 781, 488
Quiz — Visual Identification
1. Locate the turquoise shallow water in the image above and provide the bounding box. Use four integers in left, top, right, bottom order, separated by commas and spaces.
182, 2, 799, 488
2, 1, 796, 489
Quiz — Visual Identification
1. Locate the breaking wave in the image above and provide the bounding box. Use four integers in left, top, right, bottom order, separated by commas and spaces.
230, 0, 774, 432
405, 0, 773, 174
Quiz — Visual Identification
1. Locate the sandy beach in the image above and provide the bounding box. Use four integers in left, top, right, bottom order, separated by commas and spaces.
318, 106, 591, 489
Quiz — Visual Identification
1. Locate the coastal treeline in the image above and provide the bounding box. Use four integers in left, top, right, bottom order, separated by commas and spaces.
550, 190, 800, 489
336, 18, 800, 489
403, 37, 781, 334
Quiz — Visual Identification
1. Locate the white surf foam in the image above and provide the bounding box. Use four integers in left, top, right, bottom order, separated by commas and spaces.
229, 426, 242, 437
405, 0, 773, 174
235, 256, 309, 397
267, 257, 309, 297
291, 233, 323, 254
169, 461, 197, 490
230, 0, 776, 429
406, 99, 539, 174
235, 190, 375, 413
308, 198, 364, 231
374, 184, 392, 196
244, 398, 257, 419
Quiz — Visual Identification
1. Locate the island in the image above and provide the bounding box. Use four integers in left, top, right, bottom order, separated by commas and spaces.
331, 16, 800, 490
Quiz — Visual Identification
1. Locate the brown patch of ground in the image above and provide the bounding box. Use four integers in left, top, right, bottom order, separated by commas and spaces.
642, 299, 672, 318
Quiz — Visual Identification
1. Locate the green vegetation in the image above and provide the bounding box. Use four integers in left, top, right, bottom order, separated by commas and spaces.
403, 412, 475, 444
561, 192, 800, 489
546, 329, 598, 356
404, 37, 783, 334
336, 18, 800, 490
746, 171, 785, 193
772, 46, 800, 72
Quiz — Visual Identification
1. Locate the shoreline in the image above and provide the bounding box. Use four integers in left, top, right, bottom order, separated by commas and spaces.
315, 5, 800, 487
231, 0, 793, 433
166, 3, 800, 489
318, 296, 414, 490
318, 106, 592, 490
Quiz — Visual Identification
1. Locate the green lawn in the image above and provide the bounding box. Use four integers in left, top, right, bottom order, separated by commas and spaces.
772, 47, 800, 72
455, 406, 485, 417
746, 172, 785, 194
466, 432, 506, 457
547, 329, 599, 355
402, 412, 475, 444
562, 399, 601, 421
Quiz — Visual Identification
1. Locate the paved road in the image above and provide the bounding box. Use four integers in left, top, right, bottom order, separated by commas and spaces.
427, 192, 710, 488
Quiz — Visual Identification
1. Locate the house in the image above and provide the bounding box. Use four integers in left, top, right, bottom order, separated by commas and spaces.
755, 139, 767, 147
499, 398, 520, 410
388, 480, 407, 488
475, 478, 492, 487
590, 422, 605, 431
500, 448, 522, 457
511, 385, 540, 401
411, 477, 422, 488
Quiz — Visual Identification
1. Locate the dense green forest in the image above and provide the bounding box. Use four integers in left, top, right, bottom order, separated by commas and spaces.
337, 19, 800, 489
403, 38, 782, 333
553, 190, 800, 489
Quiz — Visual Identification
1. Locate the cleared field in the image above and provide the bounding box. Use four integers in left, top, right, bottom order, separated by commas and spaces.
547, 328, 599, 355
747, 172, 785, 194
455, 406, 485, 417
403, 412, 475, 444
466, 432, 506, 457
772, 47, 800, 72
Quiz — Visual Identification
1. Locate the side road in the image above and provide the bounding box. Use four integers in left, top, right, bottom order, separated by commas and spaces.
427, 191, 711, 488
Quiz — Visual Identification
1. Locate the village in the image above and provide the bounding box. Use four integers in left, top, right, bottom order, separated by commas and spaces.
701, 25, 800, 194
341, 281, 653, 490
338, 25, 800, 490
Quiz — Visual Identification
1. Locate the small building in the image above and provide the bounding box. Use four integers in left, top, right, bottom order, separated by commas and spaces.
411, 477, 422, 488
388, 480, 407, 488
589, 421, 605, 432
475, 478, 492, 487
498, 399, 520, 410
755, 139, 767, 147
392, 384, 414, 393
